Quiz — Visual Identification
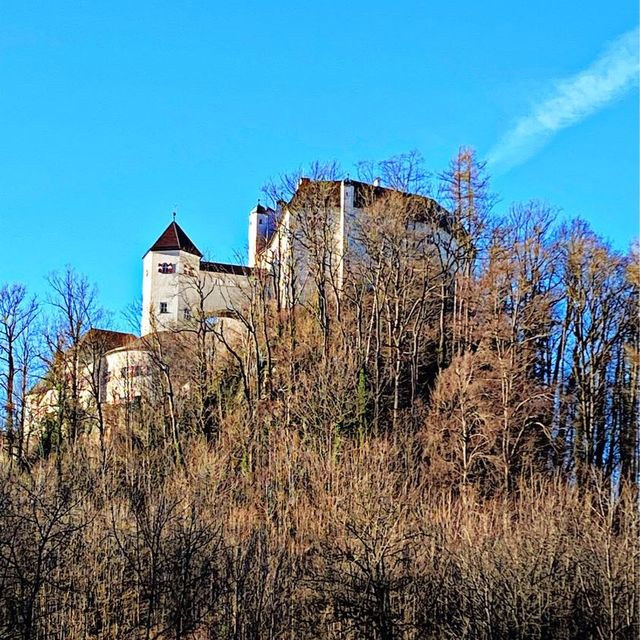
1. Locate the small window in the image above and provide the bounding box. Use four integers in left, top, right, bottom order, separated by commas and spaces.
159, 302, 168, 314
183, 308, 192, 320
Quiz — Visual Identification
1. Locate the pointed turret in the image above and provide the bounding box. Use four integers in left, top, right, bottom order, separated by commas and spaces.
147, 221, 202, 257
141, 219, 203, 335
248, 202, 276, 267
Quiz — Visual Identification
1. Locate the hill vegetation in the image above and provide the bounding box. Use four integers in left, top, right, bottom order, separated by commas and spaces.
0, 150, 638, 639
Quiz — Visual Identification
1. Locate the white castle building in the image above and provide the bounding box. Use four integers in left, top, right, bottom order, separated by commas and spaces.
27, 177, 453, 429
140, 217, 253, 336
140, 177, 452, 337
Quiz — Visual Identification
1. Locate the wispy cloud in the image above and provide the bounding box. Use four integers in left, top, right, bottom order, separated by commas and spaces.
487, 27, 639, 172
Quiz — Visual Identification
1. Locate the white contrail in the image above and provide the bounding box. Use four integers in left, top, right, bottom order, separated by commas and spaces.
487, 27, 639, 172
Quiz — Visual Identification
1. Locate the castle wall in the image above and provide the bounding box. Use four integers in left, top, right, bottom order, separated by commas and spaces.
257, 184, 352, 306
142, 248, 253, 336
186, 269, 252, 317
142, 249, 195, 335
103, 347, 156, 404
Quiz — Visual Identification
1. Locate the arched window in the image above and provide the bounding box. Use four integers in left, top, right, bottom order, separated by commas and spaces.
158, 263, 175, 274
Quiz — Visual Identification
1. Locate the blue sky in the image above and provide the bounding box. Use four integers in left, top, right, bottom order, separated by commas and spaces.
1, 1, 638, 328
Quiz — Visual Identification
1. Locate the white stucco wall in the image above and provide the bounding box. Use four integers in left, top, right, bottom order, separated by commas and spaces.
142, 248, 254, 336
180, 269, 252, 318
103, 347, 156, 404
142, 249, 196, 335
257, 188, 350, 307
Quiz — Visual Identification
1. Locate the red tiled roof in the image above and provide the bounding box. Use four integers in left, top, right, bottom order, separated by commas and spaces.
148, 221, 202, 257
288, 179, 454, 232
81, 328, 138, 351
200, 261, 253, 276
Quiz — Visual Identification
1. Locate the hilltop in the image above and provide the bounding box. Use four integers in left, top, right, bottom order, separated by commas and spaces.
0, 151, 637, 639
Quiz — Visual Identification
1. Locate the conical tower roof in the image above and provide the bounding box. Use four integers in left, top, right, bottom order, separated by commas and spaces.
251, 203, 268, 214
147, 221, 202, 257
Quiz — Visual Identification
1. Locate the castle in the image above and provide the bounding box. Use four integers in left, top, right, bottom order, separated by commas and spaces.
26, 177, 453, 432
140, 177, 451, 338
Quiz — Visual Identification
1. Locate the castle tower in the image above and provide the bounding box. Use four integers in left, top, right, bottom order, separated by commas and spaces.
248, 203, 275, 267
141, 219, 202, 336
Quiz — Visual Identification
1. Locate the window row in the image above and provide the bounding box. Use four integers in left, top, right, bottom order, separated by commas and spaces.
158, 302, 192, 320
104, 365, 151, 381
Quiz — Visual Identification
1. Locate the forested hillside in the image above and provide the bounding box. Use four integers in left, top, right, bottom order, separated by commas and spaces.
0, 150, 638, 639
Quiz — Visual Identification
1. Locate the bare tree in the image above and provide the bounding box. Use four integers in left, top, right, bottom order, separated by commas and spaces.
357, 149, 432, 195
438, 147, 494, 359
0, 284, 38, 463
43, 267, 104, 445
555, 222, 634, 484
350, 189, 445, 429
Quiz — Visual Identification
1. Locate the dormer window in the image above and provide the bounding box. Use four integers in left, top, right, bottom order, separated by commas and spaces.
158, 263, 175, 274
159, 302, 168, 314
